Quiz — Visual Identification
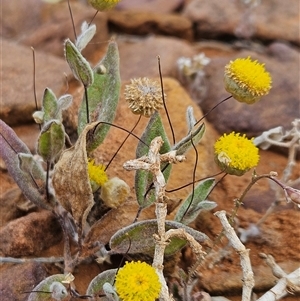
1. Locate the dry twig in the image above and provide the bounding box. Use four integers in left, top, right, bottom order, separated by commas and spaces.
215, 210, 254, 301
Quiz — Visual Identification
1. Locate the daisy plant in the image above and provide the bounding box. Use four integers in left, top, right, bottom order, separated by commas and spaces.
1, 1, 299, 301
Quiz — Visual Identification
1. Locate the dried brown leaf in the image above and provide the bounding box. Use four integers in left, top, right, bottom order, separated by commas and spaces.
52, 122, 97, 231
83, 197, 139, 249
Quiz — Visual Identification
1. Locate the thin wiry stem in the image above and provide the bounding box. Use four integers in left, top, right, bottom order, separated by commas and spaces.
46, 161, 50, 202
112, 237, 132, 286
84, 86, 90, 124
194, 95, 232, 126
88, 10, 99, 27
133, 206, 143, 223
211, 172, 227, 191
31, 48, 38, 111
31, 47, 41, 130
105, 115, 142, 171
67, 0, 77, 40
158, 56, 176, 144
181, 133, 198, 222
93, 121, 149, 147
165, 170, 224, 193
211, 172, 284, 251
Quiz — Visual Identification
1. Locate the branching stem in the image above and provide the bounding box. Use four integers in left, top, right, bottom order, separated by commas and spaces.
215, 210, 254, 301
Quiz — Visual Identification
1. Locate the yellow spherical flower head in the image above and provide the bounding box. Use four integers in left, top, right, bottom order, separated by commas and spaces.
125, 78, 165, 117
214, 132, 259, 176
88, 0, 120, 11
115, 261, 161, 301
87, 159, 108, 191
224, 56, 272, 104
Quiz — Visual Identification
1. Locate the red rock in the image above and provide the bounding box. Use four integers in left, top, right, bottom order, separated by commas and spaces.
2, 1, 109, 61
0, 188, 36, 228
13, 124, 40, 153
107, 11, 193, 41
0, 262, 48, 301
183, 0, 300, 45
116, 0, 184, 13
0, 211, 62, 257
1, 39, 68, 126
117, 35, 196, 80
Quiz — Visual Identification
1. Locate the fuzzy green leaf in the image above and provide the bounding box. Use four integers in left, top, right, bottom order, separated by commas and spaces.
78, 41, 121, 151
37, 120, 65, 162
0, 119, 52, 210
135, 112, 171, 208
57, 94, 73, 112
64, 38, 94, 87
109, 219, 209, 256
186, 106, 197, 133
86, 269, 117, 299
192, 200, 217, 211
37, 89, 72, 124
18, 153, 45, 180
175, 178, 215, 224
42, 88, 58, 123
76, 22, 96, 52
27, 274, 68, 301
173, 123, 205, 155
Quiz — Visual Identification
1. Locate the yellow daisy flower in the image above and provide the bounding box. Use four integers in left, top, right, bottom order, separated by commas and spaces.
88, 0, 120, 11
224, 56, 272, 104
87, 159, 108, 189
214, 132, 259, 176
115, 261, 161, 301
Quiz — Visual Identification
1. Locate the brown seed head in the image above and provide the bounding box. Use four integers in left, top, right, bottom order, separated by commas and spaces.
124, 78, 165, 117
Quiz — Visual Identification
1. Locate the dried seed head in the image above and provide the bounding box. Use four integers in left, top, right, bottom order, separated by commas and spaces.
124, 78, 165, 117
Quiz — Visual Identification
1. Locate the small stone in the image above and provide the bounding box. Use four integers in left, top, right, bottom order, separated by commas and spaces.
1, 39, 68, 126
2, 1, 108, 62
108, 11, 193, 41
183, 0, 299, 45
117, 35, 196, 81
0, 211, 62, 257
0, 262, 48, 301
116, 0, 184, 13
0, 188, 36, 227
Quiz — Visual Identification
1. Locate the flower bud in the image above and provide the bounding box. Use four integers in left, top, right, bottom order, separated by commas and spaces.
88, 0, 120, 11
285, 186, 300, 206
100, 177, 130, 208
32, 111, 45, 124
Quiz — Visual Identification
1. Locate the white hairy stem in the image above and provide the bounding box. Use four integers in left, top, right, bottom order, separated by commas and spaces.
215, 210, 254, 301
